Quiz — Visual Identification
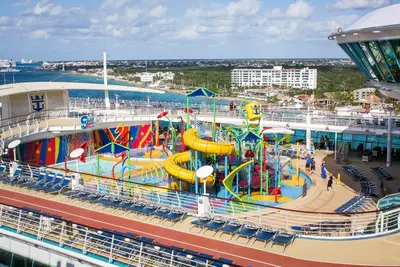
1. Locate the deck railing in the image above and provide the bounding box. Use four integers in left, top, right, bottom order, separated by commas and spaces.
1, 103, 399, 151
3, 161, 400, 240
0, 203, 239, 267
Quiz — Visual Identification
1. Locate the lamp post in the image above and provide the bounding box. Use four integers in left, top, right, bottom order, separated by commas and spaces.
8, 139, 21, 162
69, 148, 85, 173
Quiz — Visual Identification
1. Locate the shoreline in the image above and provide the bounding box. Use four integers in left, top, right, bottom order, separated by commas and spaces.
67, 71, 239, 103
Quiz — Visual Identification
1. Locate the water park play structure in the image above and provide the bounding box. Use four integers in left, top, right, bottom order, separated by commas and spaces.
57, 88, 311, 206
160, 88, 311, 206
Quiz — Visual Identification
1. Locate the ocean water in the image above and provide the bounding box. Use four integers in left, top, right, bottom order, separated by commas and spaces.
1, 71, 227, 105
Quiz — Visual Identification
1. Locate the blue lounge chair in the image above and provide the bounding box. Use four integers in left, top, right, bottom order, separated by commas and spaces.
236, 223, 258, 244
129, 201, 147, 213
190, 214, 212, 233
136, 203, 158, 217
204, 216, 226, 236
80, 192, 104, 202
193, 253, 214, 264
213, 257, 235, 267
253, 226, 277, 247
162, 208, 185, 224
219, 219, 242, 240
150, 206, 171, 221
27, 173, 54, 190
116, 199, 136, 210
1, 166, 23, 183
271, 229, 296, 251
37, 173, 62, 192
0, 165, 7, 178
21, 172, 46, 188
44, 175, 71, 194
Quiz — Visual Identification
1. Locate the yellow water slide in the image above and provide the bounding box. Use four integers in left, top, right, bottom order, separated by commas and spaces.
164, 128, 235, 186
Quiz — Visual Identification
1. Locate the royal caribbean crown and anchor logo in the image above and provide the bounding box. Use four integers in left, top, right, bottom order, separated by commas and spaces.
251, 104, 260, 115
30, 95, 45, 112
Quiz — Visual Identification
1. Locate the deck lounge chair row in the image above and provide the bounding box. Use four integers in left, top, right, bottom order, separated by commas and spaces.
63, 188, 186, 224
0, 205, 237, 267
360, 181, 378, 197
335, 196, 369, 213
371, 167, 393, 180
190, 214, 296, 252
0, 165, 71, 194
342, 165, 367, 181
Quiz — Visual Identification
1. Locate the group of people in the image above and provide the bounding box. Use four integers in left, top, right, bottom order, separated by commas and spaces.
305, 155, 333, 191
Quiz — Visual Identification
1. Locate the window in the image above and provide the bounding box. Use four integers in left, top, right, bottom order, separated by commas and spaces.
359, 42, 382, 80
367, 41, 395, 82
377, 40, 400, 82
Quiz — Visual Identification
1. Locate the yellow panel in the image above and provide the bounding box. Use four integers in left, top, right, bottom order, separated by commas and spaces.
244, 102, 261, 121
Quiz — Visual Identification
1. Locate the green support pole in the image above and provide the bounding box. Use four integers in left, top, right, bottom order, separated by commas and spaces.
96, 154, 100, 176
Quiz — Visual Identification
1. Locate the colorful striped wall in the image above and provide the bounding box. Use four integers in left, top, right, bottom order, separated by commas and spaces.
17, 124, 153, 166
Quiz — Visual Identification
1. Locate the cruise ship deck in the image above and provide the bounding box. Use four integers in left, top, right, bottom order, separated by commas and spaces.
0, 151, 399, 267
0, 81, 399, 267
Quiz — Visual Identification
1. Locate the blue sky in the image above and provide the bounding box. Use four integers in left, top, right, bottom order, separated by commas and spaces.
0, 0, 398, 60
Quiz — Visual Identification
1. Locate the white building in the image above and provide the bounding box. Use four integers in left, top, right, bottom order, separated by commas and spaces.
352, 88, 376, 102
154, 71, 175, 81
140, 72, 154, 84
231, 66, 317, 90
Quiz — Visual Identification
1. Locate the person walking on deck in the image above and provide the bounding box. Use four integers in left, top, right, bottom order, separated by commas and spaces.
305, 154, 311, 173
327, 175, 333, 191
310, 158, 316, 174
321, 160, 327, 179
320, 136, 325, 150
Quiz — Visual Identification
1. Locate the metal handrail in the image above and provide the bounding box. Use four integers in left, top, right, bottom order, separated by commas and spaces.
0, 203, 241, 267
3, 161, 400, 240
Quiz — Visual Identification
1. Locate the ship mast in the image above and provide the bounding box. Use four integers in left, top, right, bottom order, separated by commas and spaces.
103, 52, 110, 109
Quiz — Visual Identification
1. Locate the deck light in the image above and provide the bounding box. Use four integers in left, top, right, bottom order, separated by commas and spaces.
372, 30, 380, 33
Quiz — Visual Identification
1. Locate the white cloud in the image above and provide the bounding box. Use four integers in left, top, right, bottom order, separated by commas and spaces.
186, 0, 261, 19
286, 0, 313, 18
150, 6, 166, 18
105, 13, 119, 23
266, 0, 314, 19
13, 0, 31, 7
176, 25, 202, 39
0, 16, 10, 26
226, 0, 262, 16
30, 29, 49, 39
101, 0, 130, 10
333, 0, 391, 9
24, 0, 64, 16
124, 7, 142, 22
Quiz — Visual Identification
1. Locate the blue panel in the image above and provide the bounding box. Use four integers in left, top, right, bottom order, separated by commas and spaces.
186, 87, 215, 97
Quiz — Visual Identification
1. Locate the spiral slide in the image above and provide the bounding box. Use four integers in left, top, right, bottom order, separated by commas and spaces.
222, 160, 255, 208
164, 128, 235, 187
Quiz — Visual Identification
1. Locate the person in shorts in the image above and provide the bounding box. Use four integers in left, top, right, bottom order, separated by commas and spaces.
310, 158, 316, 174
305, 155, 311, 172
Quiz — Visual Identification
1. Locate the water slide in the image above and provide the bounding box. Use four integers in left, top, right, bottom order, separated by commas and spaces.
222, 160, 255, 208
164, 128, 235, 187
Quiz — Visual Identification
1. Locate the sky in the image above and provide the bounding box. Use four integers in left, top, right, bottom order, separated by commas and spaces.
0, 0, 399, 61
